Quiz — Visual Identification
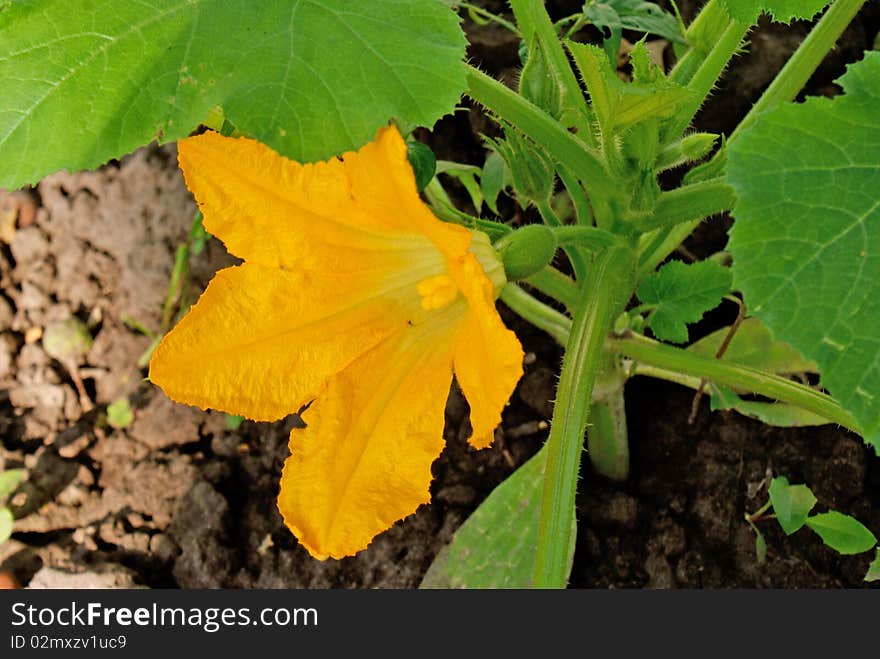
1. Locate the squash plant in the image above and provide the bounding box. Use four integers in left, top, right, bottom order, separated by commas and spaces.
0, 0, 876, 588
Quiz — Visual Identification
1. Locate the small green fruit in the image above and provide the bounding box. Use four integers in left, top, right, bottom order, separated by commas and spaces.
496, 224, 558, 281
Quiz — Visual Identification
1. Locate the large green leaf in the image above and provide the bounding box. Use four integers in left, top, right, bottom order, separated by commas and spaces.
718, 0, 830, 23
727, 54, 880, 444
581, 1, 684, 46
419, 446, 576, 589
0, 0, 466, 189
690, 318, 816, 375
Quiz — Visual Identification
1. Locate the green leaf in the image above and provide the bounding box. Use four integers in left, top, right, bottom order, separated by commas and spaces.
419, 446, 576, 588
106, 398, 134, 430
0, 508, 12, 545
727, 54, 880, 443
708, 384, 830, 427
718, 0, 830, 24
806, 511, 877, 555
0, 470, 25, 501
637, 260, 732, 343
768, 476, 817, 535
865, 548, 880, 582
435, 161, 485, 212
582, 0, 684, 46
0, 0, 466, 189
568, 41, 691, 138
690, 318, 817, 375
480, 150, 508, 216
406, 140, 436, 193
225, 414, 245, 431
755, 531, 768, 563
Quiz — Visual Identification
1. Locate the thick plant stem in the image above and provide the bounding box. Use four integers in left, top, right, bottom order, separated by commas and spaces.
524, 267, 579, 311
668, 0, 731, 86
587, 364, 630, 482
500, 284, 571, 346
631, 178, 736, 233
508, 0, 596, 146
611, 334, 862, 434
538, 200, 588, 280
557, 164, 593, 226
554, 225, 618, 250
666, 19, 751, 139
534, 244, 636, 588
731, 0, 868, 141
638, 219, 702, 278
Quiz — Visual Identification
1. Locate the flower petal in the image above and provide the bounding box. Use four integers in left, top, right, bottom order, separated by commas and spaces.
149, 263, 412, 421
453, 255, 524, 449
177, 126, 471, 272
277, 323, 457, 559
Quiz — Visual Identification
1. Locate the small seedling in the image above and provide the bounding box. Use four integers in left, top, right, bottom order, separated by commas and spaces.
746, 476, 878, 581
106, 398, 134, 430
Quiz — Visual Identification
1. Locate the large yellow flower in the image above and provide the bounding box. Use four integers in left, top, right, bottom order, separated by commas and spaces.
149, 125, 524, 559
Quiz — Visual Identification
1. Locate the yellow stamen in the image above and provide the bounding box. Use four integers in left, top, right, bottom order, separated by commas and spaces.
417, 274, 458, 310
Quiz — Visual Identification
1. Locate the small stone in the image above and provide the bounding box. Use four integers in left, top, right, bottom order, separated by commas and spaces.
24, 326, 42, 344
149, 533, 179, 562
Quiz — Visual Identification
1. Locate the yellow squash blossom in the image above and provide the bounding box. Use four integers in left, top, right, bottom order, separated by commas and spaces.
149, 125, 524, 560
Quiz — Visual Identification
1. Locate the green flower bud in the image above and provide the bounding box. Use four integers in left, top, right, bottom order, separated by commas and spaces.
487, 131, 555, 206
518, 40, 561, 118
655, 133, 718, 173
495, 224, 558, 281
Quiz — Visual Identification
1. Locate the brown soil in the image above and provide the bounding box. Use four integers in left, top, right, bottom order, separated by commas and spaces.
1, 2, 878, 589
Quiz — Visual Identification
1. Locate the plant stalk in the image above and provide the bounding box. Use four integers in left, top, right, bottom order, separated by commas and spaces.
611, 333, 862, 434
668, 0, 731, 86
666, 18, 751, 139
534, 244, 636, 588
631, 178, 736, 233
508, 0, 596, 146
500, 284, 571, 346
524, 267, 579, 311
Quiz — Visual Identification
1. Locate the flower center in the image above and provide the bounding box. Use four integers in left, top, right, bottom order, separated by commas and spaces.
417, 274, 459, 310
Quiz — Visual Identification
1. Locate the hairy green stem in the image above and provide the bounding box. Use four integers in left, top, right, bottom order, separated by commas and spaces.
524, 267, 579, 311
632, 178, 736, 233
500, 284, 571, 345
587, 388, 630, 482
667, 19, 751, 139
539, 201, 589, 281
637, 218, 700, 278
668, 0, 731, 86
553, 225, 618, 250
557, 164, 593, 226
611, 333, 862, 434
535, 244, 636, 588
587, 351, 630, 481
508, 0, 596, 146
731, 0, 868, 141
